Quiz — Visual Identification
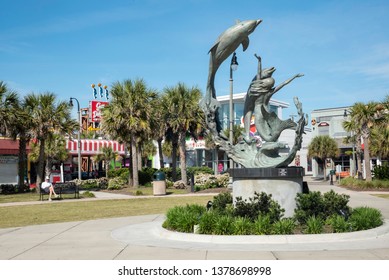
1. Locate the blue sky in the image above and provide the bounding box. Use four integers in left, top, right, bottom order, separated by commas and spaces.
1, 0, 389, 120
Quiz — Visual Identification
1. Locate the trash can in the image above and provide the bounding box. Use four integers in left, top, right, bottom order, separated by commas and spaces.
153, 171, 166, 196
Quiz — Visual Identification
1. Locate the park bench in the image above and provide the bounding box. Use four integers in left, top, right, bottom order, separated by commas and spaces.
40, 182, 79, 201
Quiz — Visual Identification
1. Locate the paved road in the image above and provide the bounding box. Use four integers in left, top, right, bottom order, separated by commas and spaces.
0, 180, 389, 260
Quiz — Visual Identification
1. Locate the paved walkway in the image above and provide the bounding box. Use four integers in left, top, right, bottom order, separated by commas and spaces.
1, 179, 389, 260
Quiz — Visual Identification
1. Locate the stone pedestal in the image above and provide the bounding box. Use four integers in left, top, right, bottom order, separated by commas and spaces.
229, 167, 304, 218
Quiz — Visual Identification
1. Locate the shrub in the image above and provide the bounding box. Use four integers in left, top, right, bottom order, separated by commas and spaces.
107, 177, 126, 190
295, 190, 350, 224
194, 173, 229, 190
322, 190, 351, 218
213, 215, 234, 235
326, 214, 351, 233
163, 204, 206, 233
252, 215, 272, 235
234, 192, 284, 222
198, 211, 218, 234
108, 168, 129, 182
81, 191, 95, 198
139, 167, 157, 186
373, 164, 389, 180
271, 218, 296, 235
212, 192, 233, 214
348, 207, 383, 231
233, 217, 253, 235
304, 216, 324, 234
294, 191, 324, 224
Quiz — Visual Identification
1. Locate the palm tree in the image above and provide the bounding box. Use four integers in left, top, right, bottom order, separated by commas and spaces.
369, 95, 389, 161
223, 124, 245, 145
345, 102, 384, 181
93, 146, 119, 177
100, 79, 157, 187
161, 83, 204, 184
23, 92, 77, 190
29, 134, 68, 177
308, 135, 339, 180
0, 81, 19, 137
149, 96, 167, 169
343, 118, 363, 177
0, 82, 32, 190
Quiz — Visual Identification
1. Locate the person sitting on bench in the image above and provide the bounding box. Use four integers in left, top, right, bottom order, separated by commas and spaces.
41, 176, 58, 201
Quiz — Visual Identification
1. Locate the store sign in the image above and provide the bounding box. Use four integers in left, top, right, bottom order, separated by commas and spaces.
185, 138, 206, 150
90, 101, 109, 122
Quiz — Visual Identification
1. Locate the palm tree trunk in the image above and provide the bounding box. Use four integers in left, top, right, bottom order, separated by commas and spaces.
127, 145, 133, 187
137, 149, 142, 170
131, 133, 139, 187
179, 131, 187, 185
171, 135, 178, 182
18, 135, 27, 192
158, 138, 164, 169
363, 136, 372, 181
36, 139, 46, 193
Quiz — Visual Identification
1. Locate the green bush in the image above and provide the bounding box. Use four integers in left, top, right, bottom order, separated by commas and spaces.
348, 207, 383, 231
81, 191, 95, 198
234, 192, 284, 222
271, 218, 296, 235
252, 215, 272, 235
107, 177, 126, 190
340, 177, 389, 189
326, 214, 351, 233
212, 192, 233, 214
295, 190, 350, 224
304, 216, 324, 234
373, 164, 389, 180
213, 215, 234, 235
198, 211, 218, 234
108, 168, 129, 182
294, 191, 325, 223
163, 204, 206, 233
139, 167, 157, 186
233, 217, 253, 235
322, 190, 351, 218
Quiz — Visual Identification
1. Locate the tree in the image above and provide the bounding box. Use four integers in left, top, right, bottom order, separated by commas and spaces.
23, 93, 77, 190
343, 118, 363, 177
101, 79, 157, 187
345, 102, 385, 181
0, 81, 19, 136
308, 135, 339, 180
161, 83, 204, 184
0, 82, 33, 190
223, 124, 245, 145
29, 134, 68, 177
93, 146, 119, 177
370, 95, 389, 160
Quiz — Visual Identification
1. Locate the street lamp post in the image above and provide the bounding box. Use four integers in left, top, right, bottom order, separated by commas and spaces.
70, 97, 82, 180
229, 52, 238, 170
344, 109, 356, 177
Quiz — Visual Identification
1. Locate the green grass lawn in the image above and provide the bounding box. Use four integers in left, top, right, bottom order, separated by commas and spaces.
0, 194, 214, 228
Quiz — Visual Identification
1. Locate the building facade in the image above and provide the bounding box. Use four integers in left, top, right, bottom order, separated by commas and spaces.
310, 106, 354, 178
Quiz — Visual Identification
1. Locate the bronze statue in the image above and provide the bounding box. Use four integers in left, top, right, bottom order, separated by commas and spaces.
200, 19, 307, 168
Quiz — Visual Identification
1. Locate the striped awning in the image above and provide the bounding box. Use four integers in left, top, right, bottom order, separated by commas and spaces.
66, 139, 126, 156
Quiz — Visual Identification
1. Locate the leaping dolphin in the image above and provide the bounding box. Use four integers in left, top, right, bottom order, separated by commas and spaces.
205, 19, 262, 105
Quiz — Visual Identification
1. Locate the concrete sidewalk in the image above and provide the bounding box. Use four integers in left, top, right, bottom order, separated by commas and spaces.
1, 181, 389, 260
